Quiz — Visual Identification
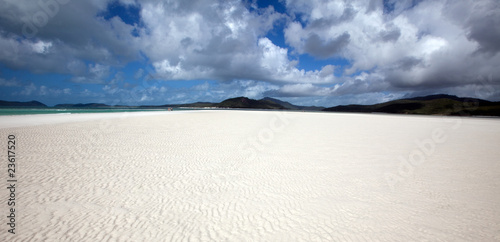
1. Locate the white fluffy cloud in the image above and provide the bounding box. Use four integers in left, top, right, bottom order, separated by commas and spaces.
16, 82, 71, 97
70, 63, 111, 84
0, 77, 20, 87
141, 0, 336, 84
282, 0, 500, 101
1, 0, 499, 106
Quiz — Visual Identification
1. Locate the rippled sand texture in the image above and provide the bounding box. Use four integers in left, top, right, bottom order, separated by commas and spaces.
1, 111, 500, 241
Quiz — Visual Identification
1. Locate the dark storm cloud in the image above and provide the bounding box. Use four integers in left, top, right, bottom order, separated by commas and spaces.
397, 57, 422, 71
467, 13, 500, 54
0, 0, 140, 77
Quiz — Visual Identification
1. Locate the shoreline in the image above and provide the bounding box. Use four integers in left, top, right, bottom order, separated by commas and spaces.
0, 110, 183, 129
2, 109, 499, 129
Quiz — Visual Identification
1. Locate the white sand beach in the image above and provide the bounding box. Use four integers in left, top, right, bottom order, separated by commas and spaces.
1, 110, 499, 241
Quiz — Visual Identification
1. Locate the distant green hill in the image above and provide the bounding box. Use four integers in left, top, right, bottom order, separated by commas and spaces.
0, 100, 47, 108
5, 94, 498, 116
163, 102, 218, 108
217, 97, 286, 109
323, 94, 500, 116
51, 97, 291, 110
261, 97, 324, 110
143, 97, 321, 110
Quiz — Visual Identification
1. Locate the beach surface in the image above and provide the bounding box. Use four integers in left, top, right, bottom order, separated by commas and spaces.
1, 110, 499, 241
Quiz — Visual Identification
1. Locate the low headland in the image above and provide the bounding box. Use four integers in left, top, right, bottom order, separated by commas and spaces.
2, 94, 500, 116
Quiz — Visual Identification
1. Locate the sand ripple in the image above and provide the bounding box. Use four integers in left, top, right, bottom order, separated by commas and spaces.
1, 111, 500, 241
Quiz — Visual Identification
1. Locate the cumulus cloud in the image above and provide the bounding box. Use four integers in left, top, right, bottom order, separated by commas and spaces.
461, 0, 500, 54
16, 82, 71, 97
1, 0, 499, 106
95, 79, 279, 105
140, 0, 337, 84
19, 83, 37, 96
0, 0, 140, 74
303, 32, 350, 59
70, 63, 111, 84
281, 0, 500, 102
0, 78, 20, 87
265, 83, 333, 97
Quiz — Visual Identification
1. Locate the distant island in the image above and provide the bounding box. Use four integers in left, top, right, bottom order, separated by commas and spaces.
0, 100, 47, 108
141, 97, 324, 111
1, 94, 500, 116
1, 97, 324, 111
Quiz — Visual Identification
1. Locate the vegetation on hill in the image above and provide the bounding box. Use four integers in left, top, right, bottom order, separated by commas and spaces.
261, 97, 324, 111
216, 97, 286, 109
323, 94, 500, 116
3, 94, 499, 116
0, 100, 47, 107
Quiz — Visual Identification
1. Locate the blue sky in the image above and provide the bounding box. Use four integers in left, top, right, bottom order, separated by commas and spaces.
0, 0, 499, 106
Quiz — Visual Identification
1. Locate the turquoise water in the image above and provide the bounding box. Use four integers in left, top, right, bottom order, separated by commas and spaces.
0, 108, 184, 116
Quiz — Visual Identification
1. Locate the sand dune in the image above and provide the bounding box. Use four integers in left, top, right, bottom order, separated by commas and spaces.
1, 110, 499, 241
